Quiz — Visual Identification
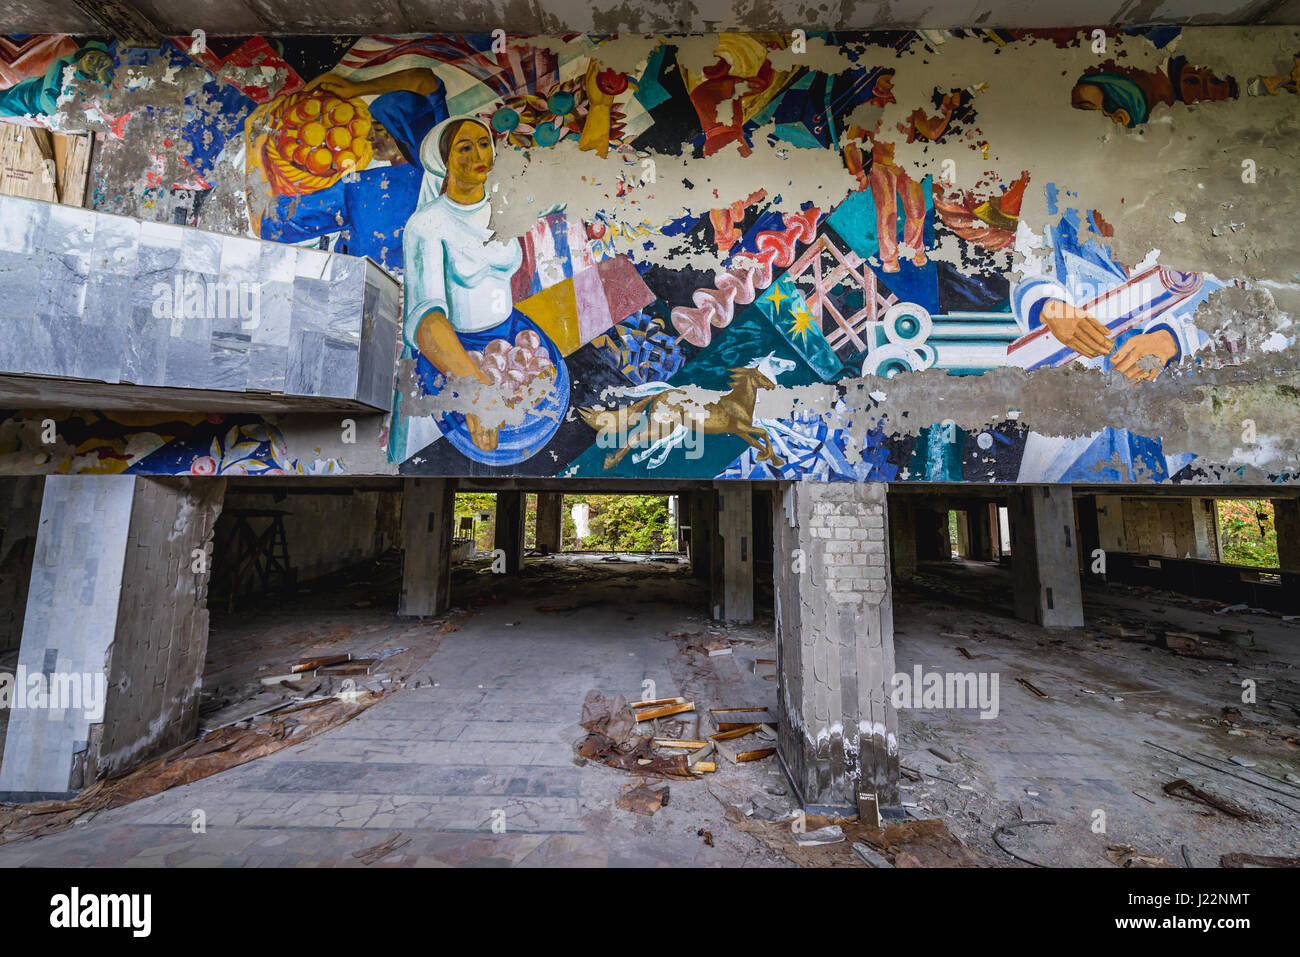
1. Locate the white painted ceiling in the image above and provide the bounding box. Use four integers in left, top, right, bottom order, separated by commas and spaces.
4, 0, 1299, 36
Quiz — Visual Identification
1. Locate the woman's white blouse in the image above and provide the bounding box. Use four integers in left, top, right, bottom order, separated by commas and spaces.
402, 194, 524, 346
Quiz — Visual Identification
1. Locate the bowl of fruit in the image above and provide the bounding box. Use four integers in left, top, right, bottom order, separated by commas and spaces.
262, 89, 375, 195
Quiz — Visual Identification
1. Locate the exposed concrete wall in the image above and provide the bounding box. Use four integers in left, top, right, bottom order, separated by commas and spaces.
0, 477, 44, 653
1121, 497, 1200, 559
215, 488, 400, 587
773, 481, 897, 812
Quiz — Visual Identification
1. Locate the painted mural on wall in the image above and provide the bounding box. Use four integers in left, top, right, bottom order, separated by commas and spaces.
0, 28, 1296, 483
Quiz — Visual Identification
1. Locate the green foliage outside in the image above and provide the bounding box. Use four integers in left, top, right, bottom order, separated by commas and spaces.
1217, 499, 1278, 568
453, 493, 676, 553
562, 494, 675, 552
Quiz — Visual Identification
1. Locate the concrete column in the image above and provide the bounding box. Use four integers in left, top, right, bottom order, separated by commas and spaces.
0, 477, 44, 653
965, 503, 995, 561
1190, 498, 1220, 562
0, 475, 224, 800
535, 492, 563, 554
711, 482, 753, 623
493, 490, 525, 575
773, 481, 897, 813
888, 495, 917, 581
689, 490, 715, 582
398, 478, 456, 617
954, 510, 971, 558
1274, 499, 1300, 573
1095, 495, 1126, 552
1009, 486, 1084, 628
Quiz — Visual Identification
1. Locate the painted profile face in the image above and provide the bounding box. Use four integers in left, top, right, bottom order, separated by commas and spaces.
77, 49, 113, 86
1070, 83, 1130, 125
1178, 65, 1234, 103
443, 120, 493, 191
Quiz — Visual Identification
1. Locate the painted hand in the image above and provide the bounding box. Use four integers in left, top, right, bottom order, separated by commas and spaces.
465, 413, 500, 452
304, 74, 365, 99
1110, 330, 1178, 382
1041, 300, 1114, 359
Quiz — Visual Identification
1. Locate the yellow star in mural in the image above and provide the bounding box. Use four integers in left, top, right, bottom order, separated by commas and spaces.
787, 305, 818, 342
765, 286, 789, 312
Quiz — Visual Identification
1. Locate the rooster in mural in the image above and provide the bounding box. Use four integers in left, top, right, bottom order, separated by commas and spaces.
579, 353, 797, 470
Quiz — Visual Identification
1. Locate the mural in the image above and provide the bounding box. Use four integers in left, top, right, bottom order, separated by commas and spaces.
0, 28, 1294, 484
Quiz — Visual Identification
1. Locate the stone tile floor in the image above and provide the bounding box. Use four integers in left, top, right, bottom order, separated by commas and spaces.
0, 555, 1296, 867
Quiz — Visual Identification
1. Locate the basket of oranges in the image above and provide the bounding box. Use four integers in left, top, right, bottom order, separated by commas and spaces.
262, 89, 375, 195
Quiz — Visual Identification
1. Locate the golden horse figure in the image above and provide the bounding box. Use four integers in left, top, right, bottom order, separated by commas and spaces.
579, 353, 797, 470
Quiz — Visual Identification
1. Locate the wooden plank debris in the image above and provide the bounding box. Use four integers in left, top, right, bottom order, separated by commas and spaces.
634, 700, 695, 721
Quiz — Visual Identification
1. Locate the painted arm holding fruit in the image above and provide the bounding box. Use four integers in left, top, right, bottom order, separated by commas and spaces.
578, 59, 630, 158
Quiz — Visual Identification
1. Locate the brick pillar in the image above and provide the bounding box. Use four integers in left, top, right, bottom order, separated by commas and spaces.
773, 481, 897, 813
0, 475, 224, 800
711, 481, 753, 623
493, 490, 525, 575
535, 492, 563, 554
398, 478, 455, 617
1010, 486, 1084, 628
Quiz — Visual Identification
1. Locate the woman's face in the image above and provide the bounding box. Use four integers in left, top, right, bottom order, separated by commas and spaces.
446, 122, 493, 190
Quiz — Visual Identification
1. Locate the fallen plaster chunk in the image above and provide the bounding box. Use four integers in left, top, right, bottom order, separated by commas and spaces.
795, 825, 845, 846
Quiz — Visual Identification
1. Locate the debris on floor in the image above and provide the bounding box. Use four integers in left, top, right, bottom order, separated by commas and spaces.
1104, 844, 1173, 868
353, 831, 412, 865
1220, 852, 1299, 868
1162, 779, 1261, 821
616, 781, 670, 816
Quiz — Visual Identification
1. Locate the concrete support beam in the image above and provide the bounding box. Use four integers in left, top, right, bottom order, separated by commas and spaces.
711, 482, 753, 623
398, 478, 456, 618
535, 492, 563, 554
773, 481, 897, 813
1010, 486, 1084, 628
0, 475, 224, 800
888, 495, 917, 581
1274, 499, 1300, 574
493, 490, 525, 575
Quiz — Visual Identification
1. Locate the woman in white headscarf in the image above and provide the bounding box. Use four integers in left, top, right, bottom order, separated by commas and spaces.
401, 115, 570, 464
